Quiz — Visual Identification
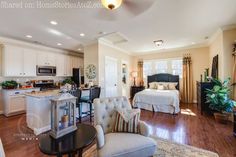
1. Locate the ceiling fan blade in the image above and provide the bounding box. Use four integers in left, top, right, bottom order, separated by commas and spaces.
95, 8, 119, 21
123, 0, 155, 16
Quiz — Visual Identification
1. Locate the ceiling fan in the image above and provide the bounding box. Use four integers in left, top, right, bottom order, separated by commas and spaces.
97, 0, 155, 21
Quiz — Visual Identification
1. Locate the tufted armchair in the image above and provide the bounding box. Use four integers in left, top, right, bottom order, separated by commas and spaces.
94, 96, 156, 157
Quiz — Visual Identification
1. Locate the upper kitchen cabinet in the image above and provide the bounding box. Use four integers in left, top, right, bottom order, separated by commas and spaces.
37, 52, 56, 66
56, 54, 65, 76
2, 45, 37, 77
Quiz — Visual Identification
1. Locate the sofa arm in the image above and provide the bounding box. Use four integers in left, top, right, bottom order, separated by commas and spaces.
139, 121, 150, 137
95, 125, 105, 149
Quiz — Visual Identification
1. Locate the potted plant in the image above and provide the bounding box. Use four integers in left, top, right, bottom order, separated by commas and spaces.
206, 77, 234, 124
0, 80, 18, 89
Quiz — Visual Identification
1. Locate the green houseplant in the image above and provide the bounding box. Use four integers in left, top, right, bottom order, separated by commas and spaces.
206, 77, 234, 123
0, 80, 18, 89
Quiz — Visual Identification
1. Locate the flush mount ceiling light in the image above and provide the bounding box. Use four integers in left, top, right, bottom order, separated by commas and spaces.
154, 40, 164, 46
26, 35, 32, 38
57, 43, 62, 46
101, 0, 123, 10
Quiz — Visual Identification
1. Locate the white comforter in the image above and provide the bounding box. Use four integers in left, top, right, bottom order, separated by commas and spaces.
133, 89, 180, 114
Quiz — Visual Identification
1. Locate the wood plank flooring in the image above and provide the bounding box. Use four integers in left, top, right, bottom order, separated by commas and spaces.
0, 103, 235, 157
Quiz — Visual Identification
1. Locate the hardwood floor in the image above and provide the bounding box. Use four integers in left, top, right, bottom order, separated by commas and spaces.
0, 103, 235, 157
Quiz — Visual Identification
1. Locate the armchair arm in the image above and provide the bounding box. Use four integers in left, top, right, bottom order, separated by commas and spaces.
139, 121, 150, 137
95, 125, 105, 149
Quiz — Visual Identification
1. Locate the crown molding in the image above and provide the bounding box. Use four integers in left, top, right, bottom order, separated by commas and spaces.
132, 43, 209, 56
0, 36, 84, 57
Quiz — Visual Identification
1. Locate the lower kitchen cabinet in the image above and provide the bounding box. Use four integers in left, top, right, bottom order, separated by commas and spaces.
2, 88, 40, 117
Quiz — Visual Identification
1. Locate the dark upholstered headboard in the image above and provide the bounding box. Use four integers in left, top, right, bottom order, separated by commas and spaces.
147, 73, 180, 90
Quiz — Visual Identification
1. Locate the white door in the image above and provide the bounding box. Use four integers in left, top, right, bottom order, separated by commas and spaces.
23, 48, 37, 76
105, 56, 118, 97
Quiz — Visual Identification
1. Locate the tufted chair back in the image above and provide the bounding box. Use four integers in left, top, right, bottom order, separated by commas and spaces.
93, 96, 132, 134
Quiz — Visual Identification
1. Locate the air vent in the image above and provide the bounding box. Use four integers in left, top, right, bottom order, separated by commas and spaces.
100, 32, 128, 45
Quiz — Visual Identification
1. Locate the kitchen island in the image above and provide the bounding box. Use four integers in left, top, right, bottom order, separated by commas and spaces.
25, 89, 90, 135
25, 90, 60, 135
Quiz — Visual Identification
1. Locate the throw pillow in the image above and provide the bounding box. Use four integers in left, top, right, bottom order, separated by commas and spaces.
149, 82, 157, 89
168, 83, 178, 90
113, 109, 140, 134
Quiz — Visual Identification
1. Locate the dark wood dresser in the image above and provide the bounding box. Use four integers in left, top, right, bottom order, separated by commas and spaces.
197, 81, 214, 114
130, 86, 145, 99
234, 112, 236, 137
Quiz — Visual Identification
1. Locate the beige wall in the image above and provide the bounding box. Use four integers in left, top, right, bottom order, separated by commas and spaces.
222, 28, 236, 80
209, 30, 224, 79
134, 47, 210, 102
84, 42, 99, 84
98, 41, 133, 97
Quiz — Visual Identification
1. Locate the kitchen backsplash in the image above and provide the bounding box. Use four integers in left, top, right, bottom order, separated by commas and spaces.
0, 76, 69, 84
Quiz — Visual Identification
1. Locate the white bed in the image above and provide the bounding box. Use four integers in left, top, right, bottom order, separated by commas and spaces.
133, 73, 180, 114
133, 89, 180, 114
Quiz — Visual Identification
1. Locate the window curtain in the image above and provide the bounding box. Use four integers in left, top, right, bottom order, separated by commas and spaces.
233, 54, 236, 100
182, 54, 193, 103
138, 61, 144, 86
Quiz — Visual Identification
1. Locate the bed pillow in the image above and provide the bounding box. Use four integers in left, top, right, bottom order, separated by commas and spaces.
157, 84, 167, 90
113, 109, 140, 134
149, 82, 157, 89
168, 83, 178, 90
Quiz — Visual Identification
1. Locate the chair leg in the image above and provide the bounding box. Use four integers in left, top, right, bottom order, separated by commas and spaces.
89, 102, 92, 122
78, 103, 82, 123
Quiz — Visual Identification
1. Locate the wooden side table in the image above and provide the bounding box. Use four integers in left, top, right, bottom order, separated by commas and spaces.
130, 86, 145, 99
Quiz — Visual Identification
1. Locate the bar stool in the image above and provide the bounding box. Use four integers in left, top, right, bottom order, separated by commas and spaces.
80, 87, 101, 122
68, 89, 82, 123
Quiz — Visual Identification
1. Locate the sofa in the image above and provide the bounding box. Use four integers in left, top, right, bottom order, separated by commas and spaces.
94, 96, 156, 157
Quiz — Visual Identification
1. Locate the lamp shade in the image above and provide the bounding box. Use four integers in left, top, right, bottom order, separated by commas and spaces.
131, 71, 138, 78
101, 0, 123, 10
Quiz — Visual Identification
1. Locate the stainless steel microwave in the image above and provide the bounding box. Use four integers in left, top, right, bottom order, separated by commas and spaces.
36, 66, 56, 76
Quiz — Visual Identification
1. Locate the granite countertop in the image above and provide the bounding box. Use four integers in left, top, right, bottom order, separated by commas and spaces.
25, 90, 61, 98
2, 87, 40, 91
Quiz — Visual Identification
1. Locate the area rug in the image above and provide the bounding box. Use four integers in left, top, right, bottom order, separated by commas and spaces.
84, 136, 219, 157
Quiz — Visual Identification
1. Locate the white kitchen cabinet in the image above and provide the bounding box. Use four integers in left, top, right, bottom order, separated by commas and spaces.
3, 45, 37, 77
3, 45, 24, 76
56, 54, 66, 76
23, 48, 37, 76
56, 54, 73, 77
2, 88, 40, 117
37, 52, 56, 66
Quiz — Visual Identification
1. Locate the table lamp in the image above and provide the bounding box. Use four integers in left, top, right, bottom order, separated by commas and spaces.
131, 71, 138, 86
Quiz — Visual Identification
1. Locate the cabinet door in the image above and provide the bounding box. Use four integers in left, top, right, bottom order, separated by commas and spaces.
56, 54, 66, 76
37, 52, 48, 66
4, 45, 24, 76
47, 53, 56, 66
23, 49, 37, 76
9, 95, 26, 113
65, 56, 73, 76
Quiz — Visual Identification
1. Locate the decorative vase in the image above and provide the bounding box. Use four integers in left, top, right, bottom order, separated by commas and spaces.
214, 112, 230, 124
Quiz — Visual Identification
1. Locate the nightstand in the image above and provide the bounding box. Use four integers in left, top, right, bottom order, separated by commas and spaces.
130, 86, 145, 99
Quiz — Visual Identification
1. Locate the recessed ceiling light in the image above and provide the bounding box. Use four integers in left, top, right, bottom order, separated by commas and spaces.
80, 33, 85, 37
154, 40, 164, 46
191, 42, 195, 45
78, 48, 82, 51
26, 35, 32, 38
57, 43, 62, 46
50, 21, 58, 25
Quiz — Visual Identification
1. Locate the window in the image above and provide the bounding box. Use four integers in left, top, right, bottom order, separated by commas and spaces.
143, 61, 152, 79
155, 61, 168, 73
171, 59, 183, 77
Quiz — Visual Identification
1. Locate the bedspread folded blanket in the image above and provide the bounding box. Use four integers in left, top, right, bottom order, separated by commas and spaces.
133, 89, 180, 114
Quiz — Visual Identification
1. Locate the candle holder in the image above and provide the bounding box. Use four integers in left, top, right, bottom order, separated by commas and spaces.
50, 93, 77, 139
